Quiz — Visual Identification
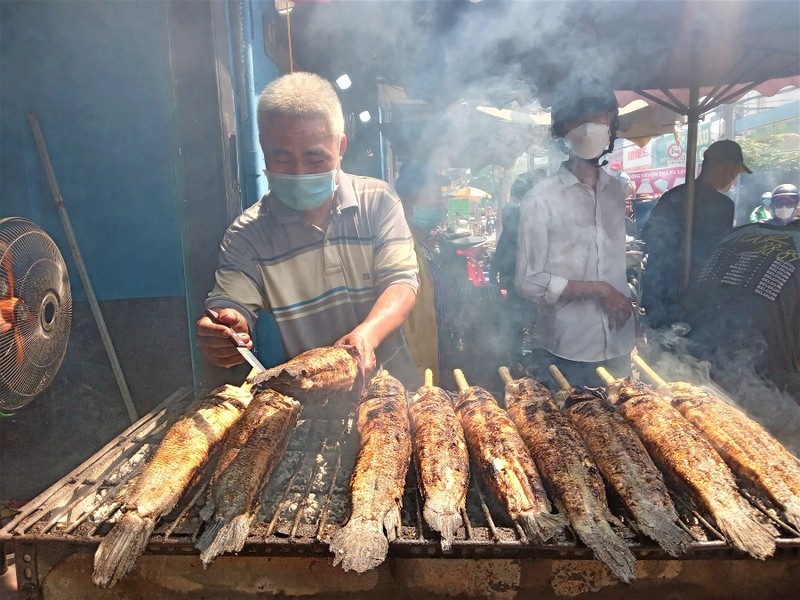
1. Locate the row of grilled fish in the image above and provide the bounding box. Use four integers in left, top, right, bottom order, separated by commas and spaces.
93, 344, 800, 587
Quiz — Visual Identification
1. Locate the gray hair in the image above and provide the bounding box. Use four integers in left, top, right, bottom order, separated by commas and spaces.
257, 72, 344, 139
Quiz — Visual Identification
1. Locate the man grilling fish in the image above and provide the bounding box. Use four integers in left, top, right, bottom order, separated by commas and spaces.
196, 72, 419, 386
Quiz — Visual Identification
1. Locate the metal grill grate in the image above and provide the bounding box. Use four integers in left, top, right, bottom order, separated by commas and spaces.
3, 387, 800, 563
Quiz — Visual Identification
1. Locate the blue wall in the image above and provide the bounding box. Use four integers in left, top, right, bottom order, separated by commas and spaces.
0, 1, 184, 300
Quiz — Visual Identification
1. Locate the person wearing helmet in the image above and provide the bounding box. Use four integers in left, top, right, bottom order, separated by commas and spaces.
516, 80, 634, 388
750, 191, 773, 223
763, 184, 799, 226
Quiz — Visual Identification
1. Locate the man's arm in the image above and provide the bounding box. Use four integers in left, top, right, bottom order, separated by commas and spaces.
336, 283, 416, 371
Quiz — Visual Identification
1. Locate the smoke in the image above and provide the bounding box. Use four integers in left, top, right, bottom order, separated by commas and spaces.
643, 327, 800, 456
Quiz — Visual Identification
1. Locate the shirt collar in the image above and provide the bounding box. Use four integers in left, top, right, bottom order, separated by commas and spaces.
556, 161, 612, 191
265, 170, 356, 225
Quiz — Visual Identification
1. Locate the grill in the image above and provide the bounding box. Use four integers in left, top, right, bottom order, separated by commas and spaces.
2, 386, 800, 599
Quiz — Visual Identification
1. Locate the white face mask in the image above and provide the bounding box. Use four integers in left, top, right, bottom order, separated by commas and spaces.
774, 206, 796, 220
564, 122, 611, 160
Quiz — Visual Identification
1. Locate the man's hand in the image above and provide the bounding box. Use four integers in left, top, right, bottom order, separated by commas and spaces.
335, 330, 376, 374
597, 282, 633, 331
196, 308, 253, 368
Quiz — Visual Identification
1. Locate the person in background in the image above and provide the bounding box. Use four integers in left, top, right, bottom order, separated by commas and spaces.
640, 139, 751, 330
394, 163, 451, 384
489, 169, 546, 367
750, 191, 773, 223
516, 79, 634, 388
762, 184, 799, 227
196, 72, 420, 386
609, 161, 635, 199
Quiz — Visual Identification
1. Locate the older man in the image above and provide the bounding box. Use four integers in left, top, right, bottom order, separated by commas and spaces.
196, 72, 419, 383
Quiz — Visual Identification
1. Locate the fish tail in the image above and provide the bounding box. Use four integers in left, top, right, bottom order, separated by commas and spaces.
637, 514, 692, 557
329, 518, 388, 573
782, 497, 800, 531
196, 513, 252, 567
92, 511, 155, 588
574, 518, 637, 583
518, 509, 567, 544
715, 506, 776, 559
422, 506, 463, 552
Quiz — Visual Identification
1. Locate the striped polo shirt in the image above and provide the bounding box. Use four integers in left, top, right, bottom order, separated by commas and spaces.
206, 171, 419, 380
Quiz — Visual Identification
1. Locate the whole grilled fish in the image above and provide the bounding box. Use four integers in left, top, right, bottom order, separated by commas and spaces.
329, 371, 412, 573
504, 376, 636, 583
250, 345, 364, 406
564, 386, 691, 556
455, 384, 564, 544
668, 381, 800, 530
196, 389, 300, 566
612, 378, 776, 559
409, 382, 469, 551
93, 384, 253, 588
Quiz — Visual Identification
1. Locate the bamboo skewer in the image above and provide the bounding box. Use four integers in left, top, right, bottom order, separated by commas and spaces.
498, 366, 512, 385
453, 369, 469, 392
424, 368, 433, 388
596, 367, 616, 386
632, 354, 668, 388
548, 365, 571, 392
240, 368, 259, 393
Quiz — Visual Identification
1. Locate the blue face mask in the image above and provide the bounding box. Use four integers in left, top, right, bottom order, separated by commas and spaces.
267, 170, 337, 211
409, 205, 446, 231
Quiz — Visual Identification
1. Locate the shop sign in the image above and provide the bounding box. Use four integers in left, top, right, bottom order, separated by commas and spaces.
628, 166, 687, 196
624, 141, 653, 171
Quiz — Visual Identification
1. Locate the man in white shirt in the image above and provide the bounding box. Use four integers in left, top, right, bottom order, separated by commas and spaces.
516, 81, 634, 387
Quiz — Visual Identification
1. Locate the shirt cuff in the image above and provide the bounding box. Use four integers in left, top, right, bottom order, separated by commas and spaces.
545, 275, 569, 304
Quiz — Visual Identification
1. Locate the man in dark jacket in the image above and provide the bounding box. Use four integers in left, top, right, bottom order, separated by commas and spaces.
641, 139, 751, 329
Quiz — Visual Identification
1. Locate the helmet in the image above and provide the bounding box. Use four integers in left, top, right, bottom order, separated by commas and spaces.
550, 79, 619, 140
550, 78, 619, 163
771, 184, 798, 202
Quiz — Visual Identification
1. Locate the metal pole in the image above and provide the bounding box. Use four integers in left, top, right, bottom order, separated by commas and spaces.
679, 86, 700, 295
28, 113, 139, 423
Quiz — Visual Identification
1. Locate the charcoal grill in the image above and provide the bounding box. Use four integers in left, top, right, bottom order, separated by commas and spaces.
2, 386, 800, 599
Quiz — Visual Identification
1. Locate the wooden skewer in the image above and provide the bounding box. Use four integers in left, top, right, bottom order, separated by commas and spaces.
241, 368, 260, 393
595, 366, 616, 386
424, 368, 433, 388
498, 366, 513, 385
548, 365, 571, 391
453, 369, 469, 392
632, 354, 668, 388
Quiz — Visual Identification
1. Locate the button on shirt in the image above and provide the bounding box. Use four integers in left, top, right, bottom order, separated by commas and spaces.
515, 164, 634, 362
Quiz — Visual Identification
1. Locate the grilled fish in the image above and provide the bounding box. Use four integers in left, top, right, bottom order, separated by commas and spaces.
92, 384, 253, 588
329, 371, 412, 573
409, 383, 469, 551
455, 384, 564, 544
250, 345, 363, 406
564, 386, 691, 556
612, 378, 776, 559
669, 381, 800, 530
504, 377, 636, 583
196, 389, 300, 566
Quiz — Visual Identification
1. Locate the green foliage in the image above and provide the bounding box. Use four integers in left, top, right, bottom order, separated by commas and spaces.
738, 135, 800, 174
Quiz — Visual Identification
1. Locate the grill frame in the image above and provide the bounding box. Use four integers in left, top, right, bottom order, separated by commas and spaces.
3, 386, 800, 600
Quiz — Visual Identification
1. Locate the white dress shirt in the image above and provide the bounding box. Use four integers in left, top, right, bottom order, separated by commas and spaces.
515, 163, 634, 362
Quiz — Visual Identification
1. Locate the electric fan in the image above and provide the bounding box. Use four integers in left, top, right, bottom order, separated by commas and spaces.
0, 217, 72, 410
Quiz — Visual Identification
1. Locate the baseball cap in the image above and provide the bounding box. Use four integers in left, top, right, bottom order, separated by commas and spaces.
702, 140, 752, 174
611, 161, 623, 170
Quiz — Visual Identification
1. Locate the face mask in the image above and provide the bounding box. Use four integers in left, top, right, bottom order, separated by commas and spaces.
564, 122, 611, 160
267, 170, 337, 211
774, 206, 796, 220
409, 205, 446, 231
